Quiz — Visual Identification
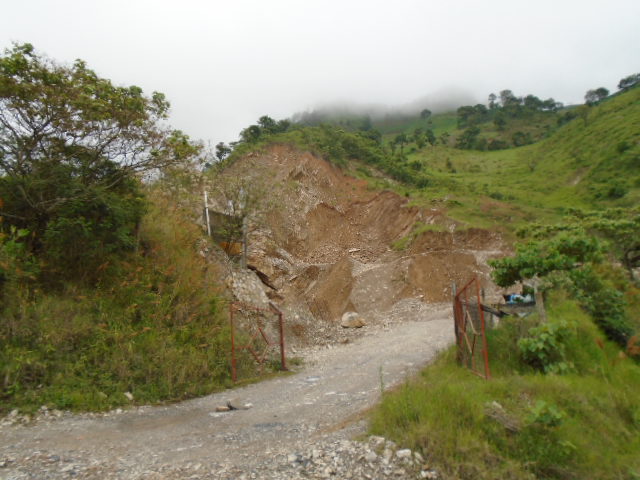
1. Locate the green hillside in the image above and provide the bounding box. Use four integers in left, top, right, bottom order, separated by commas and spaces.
398, 87, 640, 228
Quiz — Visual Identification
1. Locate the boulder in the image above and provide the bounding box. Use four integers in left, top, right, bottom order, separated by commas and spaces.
341, 312, 366, 328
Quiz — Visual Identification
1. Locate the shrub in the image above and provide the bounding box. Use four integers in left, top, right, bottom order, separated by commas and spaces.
518, 320, 575, 374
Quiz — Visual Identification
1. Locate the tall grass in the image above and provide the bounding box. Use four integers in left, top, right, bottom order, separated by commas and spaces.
0, 189, 237, 413
369, 293, 640, 479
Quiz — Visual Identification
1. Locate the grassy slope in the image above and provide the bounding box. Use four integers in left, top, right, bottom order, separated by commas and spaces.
0, 190, 246, 413
399, 88, 640, 230
370, 294, 640, 480
367, 89, 640, 479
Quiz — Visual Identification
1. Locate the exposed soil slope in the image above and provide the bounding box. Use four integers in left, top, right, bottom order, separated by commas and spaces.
217, 145, 507, 346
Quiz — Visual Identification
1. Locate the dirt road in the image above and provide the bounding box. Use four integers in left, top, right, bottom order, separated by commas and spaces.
0, 305, 453, 479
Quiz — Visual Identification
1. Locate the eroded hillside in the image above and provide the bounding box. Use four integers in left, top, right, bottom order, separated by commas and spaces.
212, 145, 508, 346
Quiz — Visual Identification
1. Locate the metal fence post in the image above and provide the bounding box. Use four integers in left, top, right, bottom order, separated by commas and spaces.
230, 304, 237, 382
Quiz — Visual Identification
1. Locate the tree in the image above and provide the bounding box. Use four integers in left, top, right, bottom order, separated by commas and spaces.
541, 98, 562, 113
393, 133, 408, 154
239, 124, 262, 143
420, 108, 431, 120
617, 73, 640, 91
491, 222, 637, 346
523, 94, 543, 111
456, 105, 476, 128
493, 111, 507, 131
455, 126, 480, 150
215, 142, 232, 162
488, 93, 498, 110
521, 208, 640, 279
257, 115, 277, 134
0, 43, 200, 281
425, 129, 436, 145
584, 88, 609, 105
413, 128, 425, 148
499, 89, 520, 108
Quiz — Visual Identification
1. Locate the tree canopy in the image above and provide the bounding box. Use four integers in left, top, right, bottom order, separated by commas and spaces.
0, 43, 201, 282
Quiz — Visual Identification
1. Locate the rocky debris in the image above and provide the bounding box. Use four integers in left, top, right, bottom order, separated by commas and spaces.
340, 311, 366, 328
0, 437, 440, 479
226, 270, 271, 308
272, 436, 438, 480
226, 398, 254, 411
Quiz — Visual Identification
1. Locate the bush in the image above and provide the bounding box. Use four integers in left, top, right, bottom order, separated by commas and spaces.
569, 267, 634, 346
518, 320, 575, 374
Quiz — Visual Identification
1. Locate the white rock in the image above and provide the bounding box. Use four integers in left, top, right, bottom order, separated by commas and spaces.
124, 392, 134, 401
341, 312, 366, 328
396, 449, 412, 459
364, 451, 377, 463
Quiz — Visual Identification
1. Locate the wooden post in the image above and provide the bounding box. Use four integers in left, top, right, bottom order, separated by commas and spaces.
241, 216, 248, 269
203, 190, 211, 237
535, 287, 547, 322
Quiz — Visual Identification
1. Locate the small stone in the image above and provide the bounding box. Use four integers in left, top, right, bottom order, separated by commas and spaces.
369, 436, 385, 448
227, 398, 251, 410
421, 470, 439, 479
215, 406, 231, 412
396, 449, 412, 459
341, 312, 366, 328
383, 448, 393, 462
124, 392, 134, 401
364, 451, 377, 463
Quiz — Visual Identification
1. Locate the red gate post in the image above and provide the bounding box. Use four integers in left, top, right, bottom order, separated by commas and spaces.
474, 277, 491, 379
269, 302, 287, 372
230, 303, 237, 382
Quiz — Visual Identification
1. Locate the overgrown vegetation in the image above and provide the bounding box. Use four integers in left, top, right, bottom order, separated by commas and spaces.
370, 293, 640, 479
1, 192, 234, 412
0, 44, 246, 413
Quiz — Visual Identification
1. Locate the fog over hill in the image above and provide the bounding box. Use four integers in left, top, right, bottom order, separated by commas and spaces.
292, 87, 477, 124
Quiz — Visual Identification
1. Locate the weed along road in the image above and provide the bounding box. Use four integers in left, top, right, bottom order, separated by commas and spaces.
0, 305, 453, 479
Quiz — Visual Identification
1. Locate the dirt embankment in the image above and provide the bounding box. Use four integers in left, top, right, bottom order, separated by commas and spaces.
217, 145, 507, 345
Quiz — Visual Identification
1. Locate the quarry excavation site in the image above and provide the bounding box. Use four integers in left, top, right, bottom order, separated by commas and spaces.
0, 146, 509, 479
221, 145, 508, 348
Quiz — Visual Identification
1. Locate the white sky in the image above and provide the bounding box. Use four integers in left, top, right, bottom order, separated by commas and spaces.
1, 0, 638, 143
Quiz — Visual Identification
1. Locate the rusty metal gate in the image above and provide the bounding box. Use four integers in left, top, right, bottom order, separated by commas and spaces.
453, 277, 491, 379
229, 301, 287, 382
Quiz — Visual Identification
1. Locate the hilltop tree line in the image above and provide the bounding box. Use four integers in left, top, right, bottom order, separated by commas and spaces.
453, 72, 639, 152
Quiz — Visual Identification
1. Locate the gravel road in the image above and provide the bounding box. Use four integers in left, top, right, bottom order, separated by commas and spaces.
0, 305, 454, 479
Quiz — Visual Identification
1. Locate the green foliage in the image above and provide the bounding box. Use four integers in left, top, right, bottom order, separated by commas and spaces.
618, 73, 640, 91
455, 126, 481, 149
569, 266, 633, 346
585, 87, 609, 106
518, 320, 575, 374
489, 230, 603, 287
526, 400, 565, 427
0, 43, 202, 284
369, 296, 640, 479
228, 123, 431, 188
490, 225, 635, 347
0, 191, 238, 413
238, 115, 291, 144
